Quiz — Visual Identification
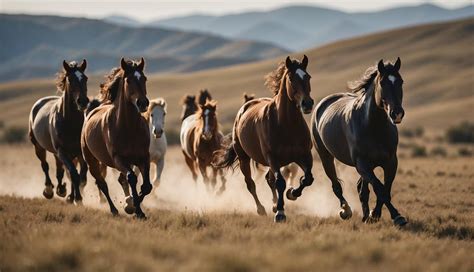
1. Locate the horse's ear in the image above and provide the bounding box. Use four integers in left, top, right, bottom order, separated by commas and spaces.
137, 57, 145, 71
377, 59, 385, 74
62, 60, 71, 73
120, 57, 128, 71
190, 95, 196, 101
394, 57, 401, 71
79, 59, 87, 72
301, 55, 308, 70
285, 56, 293, 70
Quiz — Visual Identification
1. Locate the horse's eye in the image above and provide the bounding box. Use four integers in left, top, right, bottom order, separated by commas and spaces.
151, 114, 154, 117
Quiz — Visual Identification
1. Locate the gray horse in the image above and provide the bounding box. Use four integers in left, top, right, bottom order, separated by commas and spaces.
311, 58, 407, 226
28, 60, 89, 204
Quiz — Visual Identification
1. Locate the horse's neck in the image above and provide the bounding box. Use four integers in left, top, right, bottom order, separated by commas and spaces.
274, 74, 302, 125
362, 81, 389, 129
59, 86, 82, 120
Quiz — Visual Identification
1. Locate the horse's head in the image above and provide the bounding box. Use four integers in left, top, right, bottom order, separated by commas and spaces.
198, 89, 212, 106
147, 99, 167, 139
62, 59, 89, 111
376, 58, 404, 124
285, 55, 313, 114
243, 92, 255, 104
199, 100, 218, 141
120, 57, 149, 113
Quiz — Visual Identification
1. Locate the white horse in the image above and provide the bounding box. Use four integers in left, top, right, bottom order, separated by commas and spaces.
145, 98, 167, 192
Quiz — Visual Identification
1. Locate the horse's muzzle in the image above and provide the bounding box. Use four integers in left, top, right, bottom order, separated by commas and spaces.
137, 98, 149, 113
153, 127, 163, 139
77, 96, 89, 111
202, 132, 212, 141
390, 107, 405, 124
302, 98, 314, 114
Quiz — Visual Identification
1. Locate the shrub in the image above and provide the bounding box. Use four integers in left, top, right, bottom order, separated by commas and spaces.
400, 126, 424, 138
430, 146, 447, 157
446, 122, 474, 144
1, 126, 27, 144
458, 147, 472, 157
411, 144, 427, 157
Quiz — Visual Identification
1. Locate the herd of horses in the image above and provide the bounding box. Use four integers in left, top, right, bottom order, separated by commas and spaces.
28, 55, 408, 226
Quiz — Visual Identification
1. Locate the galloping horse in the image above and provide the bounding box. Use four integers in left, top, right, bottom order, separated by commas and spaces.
214, 56, 317, 222
29, 60, 89, 204
81, 58, 152, 218
180, 95, 197, 121
311, 58, 407, 226
180, 100, 227, 194
143, 98, 167, 191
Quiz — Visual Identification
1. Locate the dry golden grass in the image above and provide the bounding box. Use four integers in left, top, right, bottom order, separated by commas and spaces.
0, 144, 473, 271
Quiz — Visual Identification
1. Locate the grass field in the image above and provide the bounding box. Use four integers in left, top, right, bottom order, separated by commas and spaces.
0, 144, 473, 271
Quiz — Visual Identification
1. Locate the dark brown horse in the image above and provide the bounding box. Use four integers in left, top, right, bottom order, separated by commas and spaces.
180, 100, 227, 194
214, 56, 315, 222
311, 58, 407, 226
198, 89, 212, 106
29, 60, 89, 203
81, 58, 152, 218
180, 95, 198, 121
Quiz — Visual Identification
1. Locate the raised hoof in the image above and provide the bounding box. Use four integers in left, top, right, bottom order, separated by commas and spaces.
274, 210, 287, 223
339, 203, 353, 220
66, 195, 74, 204
257, 206, 267, 216
43, 187, 54, 199
393, 215, 408, 227
124, 196, 135, 215
286, 188, 298, 201
56, 184, 67, 197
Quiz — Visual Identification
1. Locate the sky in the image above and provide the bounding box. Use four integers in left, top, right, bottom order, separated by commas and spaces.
1, 0, 471, 22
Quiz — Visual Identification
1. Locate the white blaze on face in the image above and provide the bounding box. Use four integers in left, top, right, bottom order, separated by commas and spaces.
134, 71, 141, 80
74, 71, 83, 81
295, 68, 306, 80
151, 106, 165, 132
204, 109, 210, 133
388, 75, 396, 84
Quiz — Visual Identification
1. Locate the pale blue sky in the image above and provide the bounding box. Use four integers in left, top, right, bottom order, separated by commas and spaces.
1, 0, 471, 21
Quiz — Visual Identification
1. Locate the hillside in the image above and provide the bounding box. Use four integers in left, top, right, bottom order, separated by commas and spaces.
0, 18, 472, 133
150, 4, 474, 51
0, 14, 287, 82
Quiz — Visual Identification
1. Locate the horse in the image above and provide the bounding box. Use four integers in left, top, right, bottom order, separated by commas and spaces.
213, 55, 317, 222
198, 89, 212, 106
180, 100, 227, 194
143, 98, 167, 191
180, 95, 198, 121
81, 57, 152, 218
29, 60, 89, 204
311, 58, 407, 226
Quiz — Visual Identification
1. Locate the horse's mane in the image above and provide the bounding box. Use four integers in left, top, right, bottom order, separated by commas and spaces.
55, 61, 78, 93
347, 60, 396, 94
198, 89, 212, 105
144, 98, 167, 122
264, 61, 287, 96
99, 67, 123, 102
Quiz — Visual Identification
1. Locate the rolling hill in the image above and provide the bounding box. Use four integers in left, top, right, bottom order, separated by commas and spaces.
150, 4, 474, 51
0, 18, 472, 135
0, 14, 287, 82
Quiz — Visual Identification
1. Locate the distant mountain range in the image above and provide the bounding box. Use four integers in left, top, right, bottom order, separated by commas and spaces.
0, 14, 287, 82
144, 3, 474, 50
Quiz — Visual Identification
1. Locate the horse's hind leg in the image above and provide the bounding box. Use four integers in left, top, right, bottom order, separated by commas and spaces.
54, 155, 66, 197
183, 151, 198, 182
216, 168, 227, 195
118, 173, 135, 214
32, 142, 54, 199
239, 158, 266, 216
265, 170, 278, 213
357, 177, 370, 222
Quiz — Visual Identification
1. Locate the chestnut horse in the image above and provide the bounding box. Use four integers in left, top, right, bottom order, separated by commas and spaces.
180, 100, 227, 194
29, 60, 89, 204
311, 58, 407, 226
81, 58, 152, 218
214, 56, 315, 222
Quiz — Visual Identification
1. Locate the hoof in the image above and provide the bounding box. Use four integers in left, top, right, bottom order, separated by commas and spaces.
274, 210, 286, 223
74, 199, 83, 206
111, 208, 119, 216
393, 215, 408, 227
286, 188, 298, 201
124, 196, 135, 215
339, 203, 352, 220
56, 184, 66, 197
257, 206, 267, 216
66, 195, 74, 204
365, 210, 380, 224
135, 212, 147, 220
43, 187, 54, 199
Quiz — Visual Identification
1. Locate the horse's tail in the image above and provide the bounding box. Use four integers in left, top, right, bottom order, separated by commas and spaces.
212, 134, 238, 171
86, 99, 101, 116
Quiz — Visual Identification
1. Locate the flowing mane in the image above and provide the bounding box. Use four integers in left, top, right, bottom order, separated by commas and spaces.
99, 67, 123, 103
55, 61, 78, 93
347, 65, 378, 94
264, 61, 287, 96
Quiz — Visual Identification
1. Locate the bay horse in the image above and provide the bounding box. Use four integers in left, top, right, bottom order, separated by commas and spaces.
180, 100, 227, 194
180, 95, 197, 121
81, 57, 152, 218
311, 58, 407, 226
213, 55, 317, 222
29, 60, 89, 204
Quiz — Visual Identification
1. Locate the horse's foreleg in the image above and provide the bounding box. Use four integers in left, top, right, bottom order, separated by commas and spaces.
265, 170, 278, 213
137, 159, 152, 203
382, 157, 407, 226
357, 177, 370, 222
287, 153, 315, 201
183, 151, 198, 181
57, 149, 81, 204
154, 158, 164, 189
216, 168, 227, 195
198, 160, 211, 191
53, 155, 66, 197
77, 154, 88, 195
